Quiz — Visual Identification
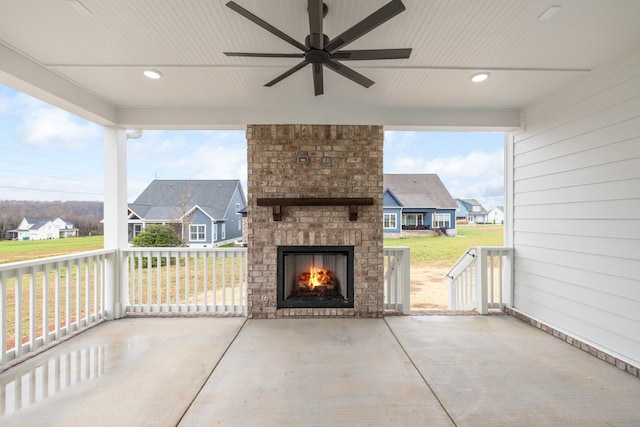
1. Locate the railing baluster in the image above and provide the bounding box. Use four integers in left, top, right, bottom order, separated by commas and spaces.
175, 254, 180, 310
203, 253, 209, 310
231, 253, 236, 309
42, 266, 50, 345
55, 262, 61, 341
213, 252, 218, 311
156, 252, 161, 311
222, 252, 227, 311
194, 252, 199, 311
146, 252, 152, 310
84, 261, 90, 326
29, 267, 37, 353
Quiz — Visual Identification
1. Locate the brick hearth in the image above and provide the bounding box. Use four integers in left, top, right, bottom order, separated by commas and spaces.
246, 124, 383, 318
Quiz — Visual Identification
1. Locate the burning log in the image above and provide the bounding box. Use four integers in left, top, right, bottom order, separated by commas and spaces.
296, 266, 335, 292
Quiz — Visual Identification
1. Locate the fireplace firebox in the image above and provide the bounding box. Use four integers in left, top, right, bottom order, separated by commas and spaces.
277, 246, 354, 309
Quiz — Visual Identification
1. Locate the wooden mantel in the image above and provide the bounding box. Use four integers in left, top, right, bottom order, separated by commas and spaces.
256, 197, 374, 221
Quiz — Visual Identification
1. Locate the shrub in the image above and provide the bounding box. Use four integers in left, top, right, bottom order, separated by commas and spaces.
131, 225, 183, 267
132, 224, 183, 247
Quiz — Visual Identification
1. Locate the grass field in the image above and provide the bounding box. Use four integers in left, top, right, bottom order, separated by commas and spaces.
384, 225, 504, 267
0, 236, 105, 264
1, 225, 503, 266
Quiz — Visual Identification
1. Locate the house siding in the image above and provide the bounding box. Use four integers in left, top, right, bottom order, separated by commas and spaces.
509, 48, 640, 367
222, 185, 246, 242
187, 208, 213, 245
383, 191, 402, 233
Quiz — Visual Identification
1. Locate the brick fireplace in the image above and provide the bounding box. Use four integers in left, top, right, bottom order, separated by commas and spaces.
246, 124, 383, 318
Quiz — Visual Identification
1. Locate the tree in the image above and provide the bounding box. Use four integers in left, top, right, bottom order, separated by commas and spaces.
131, 224, 183, 247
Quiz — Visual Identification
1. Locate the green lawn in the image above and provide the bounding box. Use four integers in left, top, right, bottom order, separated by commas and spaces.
1, 225, 503, 267
384, 225, 504, 267
0, 235, 105, 264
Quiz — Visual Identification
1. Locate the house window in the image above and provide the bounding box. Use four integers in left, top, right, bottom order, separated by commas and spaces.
235, 203, 241, 213
434, 213, 450, 228
403, 214, 423, 226
133, 224, 142, 238
213, 224, 217, 241
221, 224, 226, 240
383, 213, 397, 229
189, 224, 206, 242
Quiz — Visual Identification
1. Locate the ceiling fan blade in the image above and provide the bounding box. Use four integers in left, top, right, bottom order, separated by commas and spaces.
308, 0, 324, 50
224, 52, 304, 58
332, 48, 412, 61
324, 0, 405, 53
226, 1, 307, 52
312, 63, 323, 96
324, 60, 374, 88
264, 60, 309, 87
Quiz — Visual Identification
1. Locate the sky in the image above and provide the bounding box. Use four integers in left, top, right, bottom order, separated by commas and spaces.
0, 84, 505, 209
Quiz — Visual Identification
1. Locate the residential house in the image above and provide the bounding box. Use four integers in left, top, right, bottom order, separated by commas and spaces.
383, 174, 457, 234
488, 206, 505, 224
456, 199, 489, 224
128, 179, 246, 247
7, 217, 78, 240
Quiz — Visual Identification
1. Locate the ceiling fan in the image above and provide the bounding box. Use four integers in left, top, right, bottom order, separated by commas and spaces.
224, 0, 412, 96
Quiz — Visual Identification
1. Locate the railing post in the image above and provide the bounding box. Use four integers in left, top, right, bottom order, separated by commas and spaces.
502, 248, 514, 308
448, 277, 457, 310
475, 247, 488, 314
400, 247, 411, 315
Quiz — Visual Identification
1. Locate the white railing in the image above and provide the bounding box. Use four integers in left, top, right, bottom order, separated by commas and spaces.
447, 246, 513, 314
383, 247, 411, 314
0, 250, 112, 366
2, 245, 410, 365
120, 247, 247, 315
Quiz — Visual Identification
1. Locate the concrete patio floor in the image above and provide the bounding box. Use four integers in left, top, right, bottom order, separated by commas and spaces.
1, 315, 639, 426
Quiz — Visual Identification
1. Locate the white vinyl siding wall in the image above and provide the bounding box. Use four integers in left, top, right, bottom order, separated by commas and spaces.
509, 49, 640, 367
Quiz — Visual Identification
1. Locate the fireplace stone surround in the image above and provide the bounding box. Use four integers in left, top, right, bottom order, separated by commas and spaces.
246, 124, 383, 318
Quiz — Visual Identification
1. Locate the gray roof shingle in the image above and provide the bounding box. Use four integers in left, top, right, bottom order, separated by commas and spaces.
128, 180, 243, 221
383, 174, 457, 209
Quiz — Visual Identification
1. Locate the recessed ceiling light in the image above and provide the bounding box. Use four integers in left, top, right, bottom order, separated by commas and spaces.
144, 69, 162, 79
471, 72, 490, 83
538, 6, 562, 21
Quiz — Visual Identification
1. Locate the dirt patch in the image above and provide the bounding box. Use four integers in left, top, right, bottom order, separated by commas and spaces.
410, 266, 450, 311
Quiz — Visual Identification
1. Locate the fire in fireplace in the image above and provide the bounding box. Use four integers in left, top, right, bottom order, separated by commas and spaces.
277, 246, 354, 308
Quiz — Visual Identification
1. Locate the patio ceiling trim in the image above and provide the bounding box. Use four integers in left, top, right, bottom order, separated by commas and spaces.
116, 106, 521, 131
0, 43, 117, 126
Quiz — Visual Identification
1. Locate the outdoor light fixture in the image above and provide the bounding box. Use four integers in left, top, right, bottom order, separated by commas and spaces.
143, 69, 162, 79
471, 72, 490, 83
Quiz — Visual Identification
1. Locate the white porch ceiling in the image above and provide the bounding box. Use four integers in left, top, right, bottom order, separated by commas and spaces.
1, 0, 639, 129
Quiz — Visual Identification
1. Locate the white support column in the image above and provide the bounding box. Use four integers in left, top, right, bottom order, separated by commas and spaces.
504, 132, 515, 248
475, 247, 488, 314
103, 127, 128, 319
504, 132, 516, 308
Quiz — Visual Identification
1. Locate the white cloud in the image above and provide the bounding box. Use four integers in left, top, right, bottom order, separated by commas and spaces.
387, 149, 504, 209
127, 130, 248, 200
15, 94, 101, 149
19, 109, 101, 149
